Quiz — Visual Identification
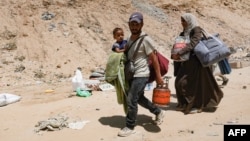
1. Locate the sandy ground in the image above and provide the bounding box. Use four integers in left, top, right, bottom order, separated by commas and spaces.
1, 65, 249, 141
0, 1, 250, 140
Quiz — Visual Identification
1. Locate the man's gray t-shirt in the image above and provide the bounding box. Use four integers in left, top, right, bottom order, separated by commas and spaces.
126, 32, 156, 78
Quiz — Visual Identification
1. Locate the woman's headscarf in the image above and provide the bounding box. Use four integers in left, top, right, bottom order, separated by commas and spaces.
181, 13, 198, 38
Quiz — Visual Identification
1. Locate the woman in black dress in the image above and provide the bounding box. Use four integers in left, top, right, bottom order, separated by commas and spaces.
171, 13, 224, 114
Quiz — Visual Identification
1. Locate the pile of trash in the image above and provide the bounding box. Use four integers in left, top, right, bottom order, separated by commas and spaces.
71, 67, 114, 94
34, 116, 69, 133
34, 115, 90, 134
89, 67, 105, 81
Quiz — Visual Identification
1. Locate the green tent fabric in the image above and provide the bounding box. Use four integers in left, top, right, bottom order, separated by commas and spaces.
105, 52, 128, 114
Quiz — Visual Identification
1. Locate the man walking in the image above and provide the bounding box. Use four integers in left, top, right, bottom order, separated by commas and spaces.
118, 12, 165, 137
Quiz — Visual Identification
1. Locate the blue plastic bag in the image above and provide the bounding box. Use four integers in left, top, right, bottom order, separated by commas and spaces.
218, 58, 231, 75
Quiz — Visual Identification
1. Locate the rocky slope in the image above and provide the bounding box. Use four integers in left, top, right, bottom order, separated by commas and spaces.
0, 0, 249, 87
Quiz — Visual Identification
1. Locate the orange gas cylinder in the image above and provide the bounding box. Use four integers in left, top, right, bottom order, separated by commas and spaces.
152, 76, 171, 106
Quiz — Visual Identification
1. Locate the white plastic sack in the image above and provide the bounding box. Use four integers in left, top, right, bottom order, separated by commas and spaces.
72, 69, 86, 91
68, 120, 90, 130
0, 93, 21, 107
171, 36, 190, 62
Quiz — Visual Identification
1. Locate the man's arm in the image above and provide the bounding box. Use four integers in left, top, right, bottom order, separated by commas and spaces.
148, 51, 163, 85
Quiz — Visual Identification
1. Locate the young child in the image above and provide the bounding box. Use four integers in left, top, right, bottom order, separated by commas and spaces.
112, 27, 127, 53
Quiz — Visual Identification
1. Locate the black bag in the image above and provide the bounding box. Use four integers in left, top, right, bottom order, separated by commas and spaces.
124, 35, 146, 81
124, 60, 135, 81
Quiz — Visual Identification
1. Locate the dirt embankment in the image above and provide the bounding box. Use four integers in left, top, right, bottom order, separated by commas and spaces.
0, 0, 249, 87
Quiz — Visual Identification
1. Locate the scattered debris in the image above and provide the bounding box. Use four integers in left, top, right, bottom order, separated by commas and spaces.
76, 88, 92, 97
227, 120, 238, 124
206, 132, 219, 136
41, 11, 56, 20
89, 67, 105, 81
44, 89, 55, 93
68, 120, 90, 130
213, 122, 224, 125
14, 64, 25, 72
98, 83, 114, 91
3, 42, 17, 50
34, 116, 69, 133
178, 129, 194, 134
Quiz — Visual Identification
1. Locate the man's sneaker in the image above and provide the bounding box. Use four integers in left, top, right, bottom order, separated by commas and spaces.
154, 110, 165, 125
118, 127, 136, 137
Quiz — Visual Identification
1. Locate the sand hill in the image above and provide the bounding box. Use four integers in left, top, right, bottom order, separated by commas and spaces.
0, 0, 249, 86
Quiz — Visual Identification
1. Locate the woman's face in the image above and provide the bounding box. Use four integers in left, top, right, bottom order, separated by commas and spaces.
181, 17, 188, 29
